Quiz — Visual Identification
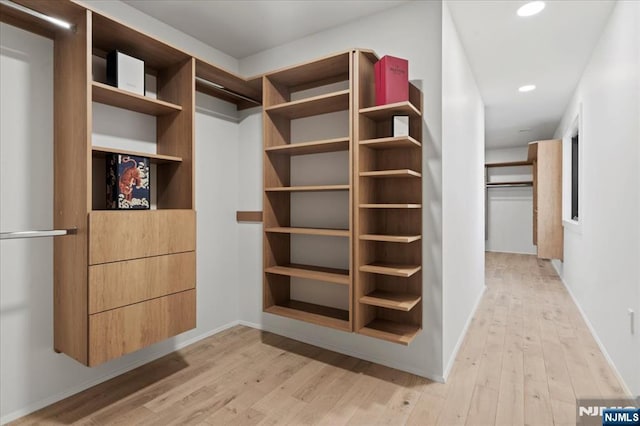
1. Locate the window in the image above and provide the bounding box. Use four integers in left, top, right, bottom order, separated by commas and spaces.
562, 105, 582, 232
571, 132, 579, 220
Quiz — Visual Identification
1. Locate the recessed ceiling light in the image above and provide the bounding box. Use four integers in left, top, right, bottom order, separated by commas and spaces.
517, 1, 546, 17
519, 84, 536, 92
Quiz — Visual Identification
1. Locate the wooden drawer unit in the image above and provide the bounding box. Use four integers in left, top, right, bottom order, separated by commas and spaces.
89, 252, 196, 314
89, 210, 196, 264
88, 289, 196, 366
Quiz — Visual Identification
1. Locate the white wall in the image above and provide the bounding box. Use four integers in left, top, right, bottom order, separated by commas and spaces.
552, 0, 640, 396
0, 22, 242, 423
485, 146, 536, 255
441, 3, 486, 375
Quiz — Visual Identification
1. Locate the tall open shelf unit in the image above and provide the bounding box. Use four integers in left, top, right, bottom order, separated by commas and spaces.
263, 51, 354, 332
353, 51, 423, 345
263, 50, 424, 344
2, 0, 261, 366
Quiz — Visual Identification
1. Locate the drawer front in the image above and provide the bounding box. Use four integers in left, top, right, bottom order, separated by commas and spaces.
89, 289, 196, 366
89, 210, 196, 264
89, 252, 196, 314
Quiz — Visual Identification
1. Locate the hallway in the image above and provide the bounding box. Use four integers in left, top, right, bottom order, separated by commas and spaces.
11, 252, 627, 425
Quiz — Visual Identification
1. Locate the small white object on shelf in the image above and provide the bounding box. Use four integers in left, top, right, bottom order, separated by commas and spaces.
392, 115, 409, 137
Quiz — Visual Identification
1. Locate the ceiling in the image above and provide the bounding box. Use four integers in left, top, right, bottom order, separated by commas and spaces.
448, 1, 614, 148
124, 0, 614, 149
122, 0, 408, 59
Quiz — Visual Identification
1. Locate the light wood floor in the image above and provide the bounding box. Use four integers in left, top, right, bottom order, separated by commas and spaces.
13, 253, 627, 425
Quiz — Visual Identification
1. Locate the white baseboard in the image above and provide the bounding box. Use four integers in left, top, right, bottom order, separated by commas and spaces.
551, 262, 633, 397
0, 320, 241, 425
442, 285, 486, 381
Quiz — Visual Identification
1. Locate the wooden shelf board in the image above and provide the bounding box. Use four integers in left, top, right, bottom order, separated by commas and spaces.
359, 234, 421, 243
485, 161, 531, 168
92, 82, 182, 116
266, 185, 349, 192
265, 227, 349, 237
265, 264, 349, 285
360, 169, 421, 178
265, 89, 350, 119
265, 137, 349, 156
264, 50, 351, 89
359, 101, 421, 120
265, 300, 350, 332
359, 136, 421, 149
486, 181, 533, 186
359, 204, 421, 209
92, 146, 182, 164
359, 319, 420, 345
359, 291, 421, 312
360, 262, 421, 278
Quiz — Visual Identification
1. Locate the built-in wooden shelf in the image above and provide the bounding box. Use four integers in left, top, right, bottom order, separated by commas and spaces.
486, 181, 533, 187
359, 204, 422, 209
359, 234, 421, 243
265, 90, 350, 119
265, 264, 349, 285
265, 300, 350, 332
360, 262, 421, 278
360, 169, 421, 178
92, 146, 182, 164
266, 185, 349, 192
359, 101, 421, 121
265, 227, 349, 237
360, 291, 421, 312
485, 161, 531, 168
265, 137, 350, 156
359, 319, 420, 345
359, 136, 421, 150
92, 82, 182, 116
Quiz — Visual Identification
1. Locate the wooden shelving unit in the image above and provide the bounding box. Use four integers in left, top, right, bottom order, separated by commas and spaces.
263, 50, 354, 332
353, 51, 423, 345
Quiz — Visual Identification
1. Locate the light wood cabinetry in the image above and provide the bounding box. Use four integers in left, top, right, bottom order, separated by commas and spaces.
262, 50, 354, 332
528, 139, 563, 260
353, 51, 423, 345
2, 0, 260, 366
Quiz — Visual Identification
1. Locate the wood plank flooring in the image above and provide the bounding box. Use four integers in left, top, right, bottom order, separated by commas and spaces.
12, 252, 627, 425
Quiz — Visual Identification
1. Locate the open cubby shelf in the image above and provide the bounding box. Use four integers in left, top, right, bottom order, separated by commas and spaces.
265, 137, 350, 156
265, 89, 350, 119
359, 319, 421, 345
265, 185, 349, 192
359, 234, 422, 243
92, 82, 182, 116
359, 291, 421, 312
359, 262, 422, 278
359, 135, 421, 149
92, 146, 182, 164
265, 227, 349, 237
265, 300, 350, 332
265, 264, 350, 286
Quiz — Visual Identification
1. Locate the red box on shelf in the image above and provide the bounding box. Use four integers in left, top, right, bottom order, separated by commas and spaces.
374, 55, 408, 106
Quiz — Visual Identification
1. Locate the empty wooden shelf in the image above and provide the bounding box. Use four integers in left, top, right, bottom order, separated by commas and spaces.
265, 89, 350, 119
359, 234, 422, 243
92, 82, 182, 116
360, 169, 421, 178
359, 319, 421, 345
265, 227, 349, 237
92, 146, 182, 164
359, 101, 421, 120
360, 262, 421, 278
265, 184, 349, 192
265, 300, 350, 332
265, 264, 350, 285
359, 291, 421, 312
360, 203, 422, 209
359, 135, 421, 149
265, 137, 350, 156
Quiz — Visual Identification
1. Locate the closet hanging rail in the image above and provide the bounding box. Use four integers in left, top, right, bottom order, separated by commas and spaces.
0, 0, 75, 31
1, 228, 77, 240
486, 182, 533, 188
195, 76, 260, 105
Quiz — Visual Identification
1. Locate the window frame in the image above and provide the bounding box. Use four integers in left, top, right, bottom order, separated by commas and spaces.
562, 104, 583, 234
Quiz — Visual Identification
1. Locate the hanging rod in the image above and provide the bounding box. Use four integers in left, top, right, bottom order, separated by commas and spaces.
0, 0, 75, 31
1, 228, 77, 240
195, 76, 260, 105
486, 183, 533, 188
